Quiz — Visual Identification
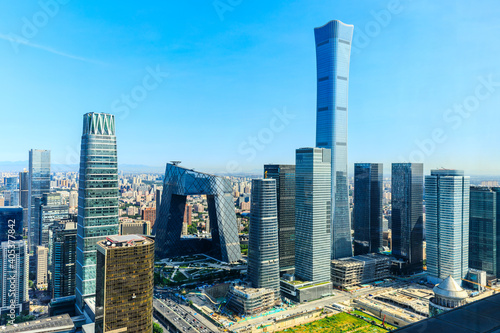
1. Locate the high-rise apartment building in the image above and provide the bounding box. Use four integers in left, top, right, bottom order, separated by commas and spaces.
142, 207, 156, 226
95, 235, 154, 333
76, 113, 119, 311
248, 179, 280, 294
353, 163, 383, 255
0, 207, 28, 316
425, 170, 470, 284
263, 164, 296, 274
469, 186, 500, 278
314, 20, 354, 259
51, 222, 77, 299
19, 170, 29, 231
391, 163, 424, 274
28, 149, 51, 252
294, 148, 332, 283
36, 246, 49, 290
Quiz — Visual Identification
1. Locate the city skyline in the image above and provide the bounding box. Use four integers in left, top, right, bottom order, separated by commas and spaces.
1, 1, 500, 175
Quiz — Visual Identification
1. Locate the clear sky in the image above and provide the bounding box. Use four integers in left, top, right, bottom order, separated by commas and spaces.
1, 0, 499, 175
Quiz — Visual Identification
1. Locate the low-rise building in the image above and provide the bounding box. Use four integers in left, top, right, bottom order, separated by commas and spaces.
227, 285, 275, 316
429, 275, 468, 317
331, 253, 390, 289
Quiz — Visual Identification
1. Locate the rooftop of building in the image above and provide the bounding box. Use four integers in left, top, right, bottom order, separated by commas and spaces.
433, 276, 469, 300
230, 285, 275, 297
100, 234, 153, 248
394, 293, 500, 333
332, 253, 390, 266
0, 314, 73, 332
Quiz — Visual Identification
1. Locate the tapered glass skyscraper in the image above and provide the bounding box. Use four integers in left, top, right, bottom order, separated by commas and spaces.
76, 113, 119, 312
314, 20, 354, 259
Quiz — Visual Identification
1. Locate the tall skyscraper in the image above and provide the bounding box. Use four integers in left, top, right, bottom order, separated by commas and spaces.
314, 20, 354, 259
19, 170, 29, 232
76, 113, 119, 311
425, 170, 470, 284
247, 179, 280, 294
295, 148, 332, 283
0, 207, 29, 316
95, 235, 154, 333
353, 163, 383, 255
469, 186, 500, 278
28, 149, 51, 253
51, 221, 77, 299
391, 163, 424, 274
34, 193, 69, 248
263, 164, 295, 274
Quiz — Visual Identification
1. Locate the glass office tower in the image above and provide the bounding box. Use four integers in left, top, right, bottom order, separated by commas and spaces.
28, 149, 51, 253
469, 186, 500, 278
4, 176, 19, 206
95, 235, 154, 333
51, 222, 77, 299
314, 20, 354, 259
263, 164, 295, 274
391, 163, 424, 274
247, 179, 280, 295
425, 170, 470, 284
353, 163, 383, 255
19, 170, 29, 231
295, 148, 331, 283
76, 113, 119, 311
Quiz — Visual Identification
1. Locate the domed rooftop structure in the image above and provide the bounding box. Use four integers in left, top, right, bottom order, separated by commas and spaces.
433, 275, 469, 299
429, 276, 469, 317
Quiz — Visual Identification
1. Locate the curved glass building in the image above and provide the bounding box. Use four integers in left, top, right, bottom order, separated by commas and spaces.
314, 20, 354, 259
76, 113, 119, 311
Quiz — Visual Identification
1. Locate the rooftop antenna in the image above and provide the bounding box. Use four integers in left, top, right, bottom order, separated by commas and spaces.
171, 161, 182, 166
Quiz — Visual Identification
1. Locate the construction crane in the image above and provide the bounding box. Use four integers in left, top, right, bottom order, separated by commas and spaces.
461, 278, 500, 292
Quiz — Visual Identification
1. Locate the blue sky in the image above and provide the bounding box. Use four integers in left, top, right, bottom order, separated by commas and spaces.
0, 0, 499, 175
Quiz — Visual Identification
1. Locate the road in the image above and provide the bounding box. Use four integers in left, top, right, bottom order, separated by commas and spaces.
154, 290, 222, 333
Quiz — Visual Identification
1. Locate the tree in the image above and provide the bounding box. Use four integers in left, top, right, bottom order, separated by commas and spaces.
153, 322, 163, 333
187, 224, 197, 235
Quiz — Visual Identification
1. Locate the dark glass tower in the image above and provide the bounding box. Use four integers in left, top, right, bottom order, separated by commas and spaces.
469, 186, 500, 278
391, 163, 424, 274
314, 20, 354, 259
28, 149, 51, 253
51, 222, 77, 299
76, 113, 119, 311
247, 179, 280, 294
19, 170, 29, 232
353, 163, 383, 255
263, 164, 295, 274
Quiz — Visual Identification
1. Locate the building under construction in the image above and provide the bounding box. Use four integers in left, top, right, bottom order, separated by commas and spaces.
331, 253, 390, 288
226, 285, 275, 316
